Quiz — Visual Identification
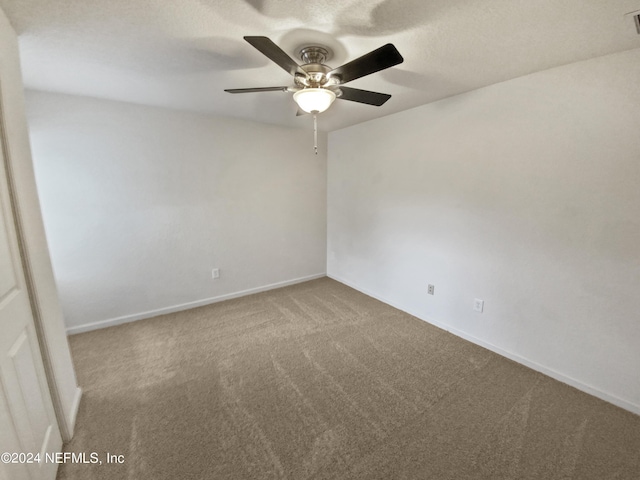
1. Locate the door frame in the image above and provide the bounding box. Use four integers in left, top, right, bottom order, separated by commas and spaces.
0, 8, 83, 438
0, 88, 73, 442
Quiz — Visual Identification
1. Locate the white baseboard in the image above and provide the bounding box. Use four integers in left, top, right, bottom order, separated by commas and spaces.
66, 273, 326, 335
66, 387, 82, 439
327, 273, 640, 417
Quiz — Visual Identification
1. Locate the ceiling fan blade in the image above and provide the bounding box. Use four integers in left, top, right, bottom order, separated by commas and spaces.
337, 87, 392, 106
244, 36, 306, 77
328, 44, 403, 84
224, 86, 289, 93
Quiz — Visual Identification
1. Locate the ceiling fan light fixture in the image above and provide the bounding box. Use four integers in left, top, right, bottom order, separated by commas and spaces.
293, 88, 336, 113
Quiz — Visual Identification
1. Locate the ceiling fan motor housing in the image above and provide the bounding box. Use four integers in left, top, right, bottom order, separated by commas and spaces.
295, 46, 341, 89
296, 63, 333, 87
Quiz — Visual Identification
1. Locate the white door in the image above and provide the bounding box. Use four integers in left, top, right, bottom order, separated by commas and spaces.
0, 114, 62, 478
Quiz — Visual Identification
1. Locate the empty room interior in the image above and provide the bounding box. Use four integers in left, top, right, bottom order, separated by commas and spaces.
0, 1, 639, 479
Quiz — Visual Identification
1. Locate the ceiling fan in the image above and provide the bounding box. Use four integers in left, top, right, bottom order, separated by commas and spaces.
225, 36, 404, 115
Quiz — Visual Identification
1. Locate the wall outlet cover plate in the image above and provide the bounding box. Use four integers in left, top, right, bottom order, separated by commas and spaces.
474, 299, 484, 312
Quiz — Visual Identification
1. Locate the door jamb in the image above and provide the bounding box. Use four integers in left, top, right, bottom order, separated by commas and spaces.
0, 82, 71, 441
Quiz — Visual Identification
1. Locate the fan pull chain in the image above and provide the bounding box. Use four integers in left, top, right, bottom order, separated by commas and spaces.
313, 113, 318, 155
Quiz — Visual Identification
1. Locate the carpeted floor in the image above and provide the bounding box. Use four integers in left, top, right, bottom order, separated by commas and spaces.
58, 277, 640, 479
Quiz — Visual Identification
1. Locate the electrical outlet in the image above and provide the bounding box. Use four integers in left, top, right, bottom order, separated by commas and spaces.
212, 268, 220, 279
474, 298, 484, 313
427, 284, 435, 295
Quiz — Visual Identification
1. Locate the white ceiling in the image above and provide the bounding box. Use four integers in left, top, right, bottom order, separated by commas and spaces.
1, 0, 640, 131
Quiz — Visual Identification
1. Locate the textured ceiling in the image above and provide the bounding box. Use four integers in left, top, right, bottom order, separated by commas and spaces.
1, 0, 640, 131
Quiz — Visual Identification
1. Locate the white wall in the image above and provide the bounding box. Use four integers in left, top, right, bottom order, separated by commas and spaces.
328, 48, 640, 414
25, 91, 327, 332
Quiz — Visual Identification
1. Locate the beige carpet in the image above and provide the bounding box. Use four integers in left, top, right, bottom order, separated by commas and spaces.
58, 278, 640, 479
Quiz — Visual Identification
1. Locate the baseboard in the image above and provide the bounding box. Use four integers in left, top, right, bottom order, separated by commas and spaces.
327, 273, 640, 417
66, 273, 326, 335
65, 387, 82, 439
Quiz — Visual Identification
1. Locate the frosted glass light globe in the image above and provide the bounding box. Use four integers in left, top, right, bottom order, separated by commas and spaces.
293, 88, 336, 113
